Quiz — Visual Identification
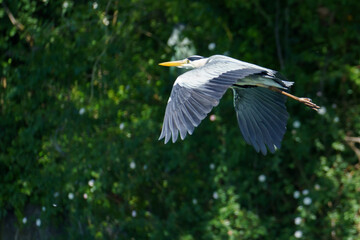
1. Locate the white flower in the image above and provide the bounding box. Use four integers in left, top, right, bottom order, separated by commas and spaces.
167, 25, 185, 46
102, 17, 109, 26
181, 37, 191, 45
294, 230, 303, 238
213, 192, 218, 199
62, 1, 69, 9
223, 219, 230, 226
303, 197, 312, 205
68, 192, 74, 200
79, 108, 85, 115
130, 161, 136, 169
318, 107, 326, 115
88, 179, 95, 187
92, 2, 98, 9
52, 203, 57, 207
192, 198, 198, 205
36, 219, 41, 227
258, 174, 266, 182
167, 24, 196, 58
314, 184, 320, 190
83, 193, 88, 199
132, 210, 137, 217
119, 123, 125, 130
294, 217, 302, 225
293, 120, 301, 129
209, 163, 215, 170
22, 217, 27, 224
293, 191, 300, 199
209, 114, 216, 121
302, 189, 309, 195
208, 43, 216, 50
42, 206, 46, 212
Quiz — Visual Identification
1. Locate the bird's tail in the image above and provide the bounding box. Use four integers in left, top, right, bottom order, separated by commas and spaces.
273, 71, 294, 88
281, 80, 294, 88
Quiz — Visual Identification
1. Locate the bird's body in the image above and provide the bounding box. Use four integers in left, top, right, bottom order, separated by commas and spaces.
159, 55, 319, 155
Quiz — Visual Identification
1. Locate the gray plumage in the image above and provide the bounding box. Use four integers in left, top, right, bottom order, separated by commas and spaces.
159, 55, 294, 155
233, 87, 288, 155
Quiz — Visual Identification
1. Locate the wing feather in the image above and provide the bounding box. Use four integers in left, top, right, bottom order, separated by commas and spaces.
247, 106, 268, 154
159, 55, 291, 148
251, 93, 285, 140
233, 87, 288, 155
249, 99, 278, 153
181, 104, 199, 127
243, 107, 261, 152
159, 66, 263, 143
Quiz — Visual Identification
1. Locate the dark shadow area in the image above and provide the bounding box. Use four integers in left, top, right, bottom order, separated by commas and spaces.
1, 0, 360, 239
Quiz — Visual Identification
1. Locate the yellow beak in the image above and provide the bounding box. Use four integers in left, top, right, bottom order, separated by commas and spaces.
158, 59, 187, 67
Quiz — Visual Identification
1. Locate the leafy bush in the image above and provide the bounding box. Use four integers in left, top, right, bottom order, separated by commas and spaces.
1, 0, 360, 239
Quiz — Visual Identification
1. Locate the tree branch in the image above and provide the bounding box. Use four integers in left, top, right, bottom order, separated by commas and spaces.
52, 126, 67, 158
252, 0, 272, 27
90, 44, 109, 101
2, 1, 34, 46
274, 0, 284, 69
344, 136, 360, 162
89, 0, 113, 101
2, 2, 24, 31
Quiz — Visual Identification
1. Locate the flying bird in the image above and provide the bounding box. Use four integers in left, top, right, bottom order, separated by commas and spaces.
158, 55, 319, 155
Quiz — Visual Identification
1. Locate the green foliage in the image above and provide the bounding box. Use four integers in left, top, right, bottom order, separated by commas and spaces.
1, 0, 360, 239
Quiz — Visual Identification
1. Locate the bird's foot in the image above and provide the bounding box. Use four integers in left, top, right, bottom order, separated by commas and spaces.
299, 98, 320, 111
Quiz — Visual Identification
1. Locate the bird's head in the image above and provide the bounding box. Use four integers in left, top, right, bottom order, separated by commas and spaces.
159, 55, 207, 69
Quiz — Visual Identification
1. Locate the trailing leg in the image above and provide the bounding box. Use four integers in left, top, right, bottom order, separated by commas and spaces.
268, 87, 320, 111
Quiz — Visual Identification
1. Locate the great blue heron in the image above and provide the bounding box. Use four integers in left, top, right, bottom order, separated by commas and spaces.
158, 55, 319, 155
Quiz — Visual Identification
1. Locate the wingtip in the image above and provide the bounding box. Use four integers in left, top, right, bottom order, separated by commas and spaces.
172, 133, 178, 143
260, 147, 268, 156
159, 133, 171, 144
179, 131, 187, 140
164, 134, 171, 144
158, 132, 164, 141
267, 144, 280, 154
158, 135, 165, 144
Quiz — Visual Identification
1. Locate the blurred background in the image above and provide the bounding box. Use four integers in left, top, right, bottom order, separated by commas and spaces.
1, 0, 360, 239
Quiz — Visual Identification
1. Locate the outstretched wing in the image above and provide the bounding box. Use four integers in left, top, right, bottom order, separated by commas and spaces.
159, 65, 263, 143
233, 86, 288, 155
